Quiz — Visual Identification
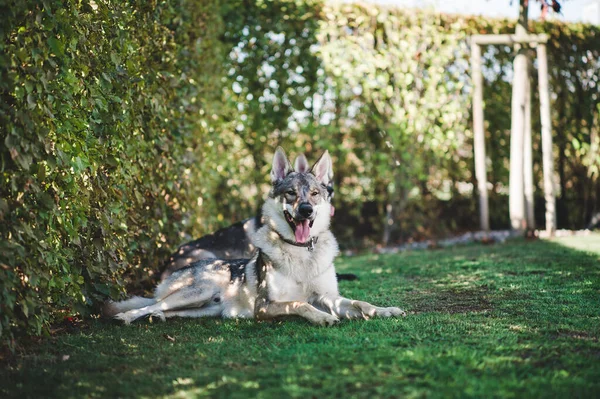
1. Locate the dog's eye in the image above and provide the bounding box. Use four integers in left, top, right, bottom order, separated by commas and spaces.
311, 191, 319, 197
287, 190, 296, 196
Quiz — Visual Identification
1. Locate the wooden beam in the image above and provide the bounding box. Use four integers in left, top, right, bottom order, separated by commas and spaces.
471, 33, 548, 46
471, 43, 489, 231
509, 51, 528, 231
523, 56, 535, 230
509, 0, 529, 232
537, 44, 557, 236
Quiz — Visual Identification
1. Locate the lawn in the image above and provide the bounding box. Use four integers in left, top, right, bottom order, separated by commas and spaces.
2, 235, 599, 398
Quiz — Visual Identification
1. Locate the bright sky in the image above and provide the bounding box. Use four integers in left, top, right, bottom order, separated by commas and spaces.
356, 0, 593, 23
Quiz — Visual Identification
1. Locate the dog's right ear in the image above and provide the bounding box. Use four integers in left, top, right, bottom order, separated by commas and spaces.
270, 147, 293, 184
293, 154, 309, 173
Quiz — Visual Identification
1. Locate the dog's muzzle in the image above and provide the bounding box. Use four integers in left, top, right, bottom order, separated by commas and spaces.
284, 209, 315, 244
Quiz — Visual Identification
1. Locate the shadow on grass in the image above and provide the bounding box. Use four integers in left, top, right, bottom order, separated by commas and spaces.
2, 238, 600, 398
407, 286, 492, 314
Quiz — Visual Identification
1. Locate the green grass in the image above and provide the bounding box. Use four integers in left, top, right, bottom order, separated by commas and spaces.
2, 235, 600, 398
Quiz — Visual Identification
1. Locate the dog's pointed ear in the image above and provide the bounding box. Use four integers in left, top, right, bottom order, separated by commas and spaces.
310, 150, 332, 185
271, 147, 293, 184
293, 154, 309, 173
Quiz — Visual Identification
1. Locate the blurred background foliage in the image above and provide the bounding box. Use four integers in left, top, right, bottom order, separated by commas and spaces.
1, 0, 599, 344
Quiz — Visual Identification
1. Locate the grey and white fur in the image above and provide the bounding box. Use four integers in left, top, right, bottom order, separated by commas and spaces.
104, 148, 405, 325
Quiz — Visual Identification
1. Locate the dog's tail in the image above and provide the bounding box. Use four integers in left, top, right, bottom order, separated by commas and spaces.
102, 296, 156, 318
336, 273, 358, 282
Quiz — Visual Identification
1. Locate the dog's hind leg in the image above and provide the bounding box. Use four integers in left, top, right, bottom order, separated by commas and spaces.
154, 270, 197, 301
162, 305, 222, 319
114, 285, 218, 324
103, 296, 156, 318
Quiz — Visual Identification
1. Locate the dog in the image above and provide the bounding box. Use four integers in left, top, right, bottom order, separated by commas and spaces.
160, 154, 357, 282
104, 148, 405, 325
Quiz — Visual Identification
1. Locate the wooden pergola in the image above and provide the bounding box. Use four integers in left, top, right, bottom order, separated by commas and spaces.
470, 32, 556, 236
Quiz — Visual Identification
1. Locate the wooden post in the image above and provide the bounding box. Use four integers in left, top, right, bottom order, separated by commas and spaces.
471, 43, 489, 232
509, 53, 528, 231
523, 55, 535, 230
509, 0, 529, 232
537, 43, 556, 236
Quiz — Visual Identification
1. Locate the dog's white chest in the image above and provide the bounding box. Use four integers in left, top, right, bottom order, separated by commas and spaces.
266, 269, 308, 302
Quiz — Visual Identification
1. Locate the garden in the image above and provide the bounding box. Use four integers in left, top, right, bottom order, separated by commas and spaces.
1, 0, 599, 397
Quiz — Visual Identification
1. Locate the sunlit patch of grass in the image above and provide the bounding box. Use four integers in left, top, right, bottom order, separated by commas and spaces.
550, 233, 600, 255
2, 237, 600, 398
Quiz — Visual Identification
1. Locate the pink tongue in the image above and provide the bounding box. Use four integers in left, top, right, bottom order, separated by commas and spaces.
294, 219, 311, 243
330, 205, 335, 217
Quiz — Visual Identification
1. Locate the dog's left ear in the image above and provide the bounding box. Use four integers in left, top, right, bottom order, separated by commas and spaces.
294, 154, 309, 173
310, 150, 332, 185
271, 147, 293, 184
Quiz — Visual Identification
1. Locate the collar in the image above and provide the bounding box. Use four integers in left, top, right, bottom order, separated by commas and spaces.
274, 230, 319, 252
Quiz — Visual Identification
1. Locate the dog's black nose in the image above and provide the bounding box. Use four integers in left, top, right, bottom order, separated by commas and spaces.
298, 203, 313, 219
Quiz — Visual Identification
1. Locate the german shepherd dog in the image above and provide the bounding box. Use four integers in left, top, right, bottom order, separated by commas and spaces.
104, 148, 405, 325
160, 154, 357, 282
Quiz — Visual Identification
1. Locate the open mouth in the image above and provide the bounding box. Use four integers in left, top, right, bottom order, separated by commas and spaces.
284, 210, 314, 243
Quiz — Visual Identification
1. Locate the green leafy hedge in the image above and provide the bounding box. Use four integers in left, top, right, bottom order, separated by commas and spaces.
0, 0, 225, 345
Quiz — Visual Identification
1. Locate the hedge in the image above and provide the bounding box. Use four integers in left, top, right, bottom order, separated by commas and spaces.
0, 0, 226, 346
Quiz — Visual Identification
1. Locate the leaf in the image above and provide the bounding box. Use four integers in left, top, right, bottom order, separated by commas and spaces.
37, 163, 46, 181
27, 93, 36, 110
163, 334, 176, 342
110, 52, 121, 67
47, 37, 65, 57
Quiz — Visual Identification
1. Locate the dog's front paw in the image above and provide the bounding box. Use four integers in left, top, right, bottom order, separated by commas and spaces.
310, 312, 339, 326
377, 306, 406, 318
354, 302, 406, 319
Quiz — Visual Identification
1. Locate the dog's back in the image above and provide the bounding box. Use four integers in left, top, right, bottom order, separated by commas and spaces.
161, 217, 258, 279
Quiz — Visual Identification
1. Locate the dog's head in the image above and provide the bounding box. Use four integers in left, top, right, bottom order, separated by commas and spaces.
264, 147, 333, 243
294, 153, 335, 206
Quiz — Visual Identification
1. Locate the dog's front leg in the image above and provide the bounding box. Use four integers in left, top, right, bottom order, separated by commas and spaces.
253, 252, 338, 326
314, 296, 406, 320
255, 299, 339, 326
